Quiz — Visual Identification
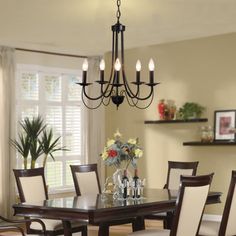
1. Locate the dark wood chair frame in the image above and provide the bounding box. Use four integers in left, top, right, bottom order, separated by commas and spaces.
145, 161, 199, 229
170, 173, 214, 236
70, 163, 101, 196
165, 161, 199, 189
13, 167, 87, 236
218, 170, 236, 235
199, 170, 236, 236
0, 215, 46, 236
70, 164, 138, 235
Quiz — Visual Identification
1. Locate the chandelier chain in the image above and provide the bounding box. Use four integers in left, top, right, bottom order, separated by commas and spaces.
116, 0, 121, 21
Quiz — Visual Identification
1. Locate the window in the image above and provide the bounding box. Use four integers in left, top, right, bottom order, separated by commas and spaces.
16, 64, 85, 192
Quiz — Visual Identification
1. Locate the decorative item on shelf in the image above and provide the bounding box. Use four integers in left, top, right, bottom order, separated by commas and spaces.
177, 102, 205, 120
101, 130, 143, 198
200, 125, 214, 143
76, 0, 160, 109
158, 99, 165, 120
214, 110, 236, 142
11, 116, 68, 169
157, 99, 176, 120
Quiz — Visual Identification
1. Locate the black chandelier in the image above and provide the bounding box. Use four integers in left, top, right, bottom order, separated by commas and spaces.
77, 0, 159, 109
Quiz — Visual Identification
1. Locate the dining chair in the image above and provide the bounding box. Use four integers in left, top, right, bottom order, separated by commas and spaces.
199, 170, 236, 236
70, 163, 137, 235
13, 167, 88, 236
145, 160, 199, 228
128, 173, 214, 236
0, 215, 46, 236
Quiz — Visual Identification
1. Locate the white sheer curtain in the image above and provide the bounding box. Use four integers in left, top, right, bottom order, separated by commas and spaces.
83, 56, 105, 187
0, 46, 16, 217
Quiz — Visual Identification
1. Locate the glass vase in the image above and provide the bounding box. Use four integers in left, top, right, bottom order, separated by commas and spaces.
112, 168, 131, 199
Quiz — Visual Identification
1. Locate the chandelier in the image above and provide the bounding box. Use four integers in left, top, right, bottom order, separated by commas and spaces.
77, 0, 159, 109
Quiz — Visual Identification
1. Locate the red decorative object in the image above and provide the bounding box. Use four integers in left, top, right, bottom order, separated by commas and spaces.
158, 99, 165, 120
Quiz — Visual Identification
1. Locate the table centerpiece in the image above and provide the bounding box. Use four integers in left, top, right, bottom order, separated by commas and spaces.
101, 130, 143, 197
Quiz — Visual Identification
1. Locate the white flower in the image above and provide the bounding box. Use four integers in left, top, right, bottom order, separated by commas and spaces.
114, 129, 122, 138
101, 148, 108, 160
107, 139, 115, 147
128, 138, 137, 145
134, 148, 143, 158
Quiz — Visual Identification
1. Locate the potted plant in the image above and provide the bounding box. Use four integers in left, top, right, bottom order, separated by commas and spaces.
177, 102, 205, 120
11, 116, 67, 169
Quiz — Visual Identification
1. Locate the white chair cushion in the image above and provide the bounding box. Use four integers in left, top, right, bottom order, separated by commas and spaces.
176, 185, 209, 236
199, 220, 220, 235
128, 229, 170, 236
30, 219, 87, 231
168, 169, 194, 190
75, 172, 99, 195
19, 176, 45, 203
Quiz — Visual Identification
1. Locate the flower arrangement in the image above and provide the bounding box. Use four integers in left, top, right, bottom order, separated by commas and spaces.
101, 130, 143, 169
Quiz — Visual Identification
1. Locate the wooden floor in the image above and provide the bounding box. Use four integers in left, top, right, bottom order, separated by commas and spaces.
0, 220, 162, 236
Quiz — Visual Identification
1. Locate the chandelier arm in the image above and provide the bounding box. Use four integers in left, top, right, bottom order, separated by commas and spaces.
124, 90, 154, 109
133, 86, 155, 101
123, 90, 139, 107
81, 91, 103, 109
102, 95, 112, 106
120, 30, 142, 99
100, 30, 116, 96
121, 69, 140, 98
82, 86, 107, 101
133, 92, 155, 109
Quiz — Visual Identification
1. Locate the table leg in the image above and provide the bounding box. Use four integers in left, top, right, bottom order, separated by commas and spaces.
165, 212, 174, 229
133, 216, 145, 231
98, 224, 109, 236
62, 220, 72, 236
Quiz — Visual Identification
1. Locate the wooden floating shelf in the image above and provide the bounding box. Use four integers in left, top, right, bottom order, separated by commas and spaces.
183, 141, 236, 146
144, 118, 208, 124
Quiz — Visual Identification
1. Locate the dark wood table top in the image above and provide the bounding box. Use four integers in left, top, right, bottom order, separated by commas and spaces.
13, 188, 221, 224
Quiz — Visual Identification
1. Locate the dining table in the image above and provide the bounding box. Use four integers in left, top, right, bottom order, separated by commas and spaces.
13, 188, 221, 236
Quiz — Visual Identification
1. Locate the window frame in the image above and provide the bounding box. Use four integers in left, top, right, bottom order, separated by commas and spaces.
15, 64, 85, 193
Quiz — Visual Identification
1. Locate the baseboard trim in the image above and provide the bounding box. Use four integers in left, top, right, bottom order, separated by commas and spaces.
202, 214, 222, 222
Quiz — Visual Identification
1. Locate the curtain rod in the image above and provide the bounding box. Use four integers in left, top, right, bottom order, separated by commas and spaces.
15, 48, 87, 59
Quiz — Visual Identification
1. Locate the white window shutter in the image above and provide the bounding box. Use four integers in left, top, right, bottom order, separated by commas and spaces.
16, 65, 84, 192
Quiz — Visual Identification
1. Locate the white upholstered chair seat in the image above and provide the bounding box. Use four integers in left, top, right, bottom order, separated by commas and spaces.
128, 229, 170, 236
30, 219, 87, 231
198, 220, 220, 235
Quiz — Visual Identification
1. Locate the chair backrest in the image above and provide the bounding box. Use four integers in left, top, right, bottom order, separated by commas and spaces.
170, 173, 214, 236
166, 161, 199, 190
219, 170, 236, 235
13, 167, 48, 203
70, 164, 101, 196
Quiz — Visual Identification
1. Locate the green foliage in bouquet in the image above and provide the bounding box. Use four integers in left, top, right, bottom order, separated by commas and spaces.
101, 130, 143, 169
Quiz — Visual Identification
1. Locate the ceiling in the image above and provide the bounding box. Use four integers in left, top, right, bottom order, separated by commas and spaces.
0, 0, 236, 56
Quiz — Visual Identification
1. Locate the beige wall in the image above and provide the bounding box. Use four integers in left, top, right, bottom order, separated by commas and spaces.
105, 33, 236, 215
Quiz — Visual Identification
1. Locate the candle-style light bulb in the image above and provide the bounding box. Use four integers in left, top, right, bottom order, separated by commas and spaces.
82, 59, 88, 71
100, 59, 105, 71
114, 58, 121, 71
136, 60, 141, 72
148, 58, 155, 71
136, 60, 141, 84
